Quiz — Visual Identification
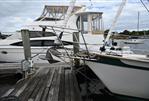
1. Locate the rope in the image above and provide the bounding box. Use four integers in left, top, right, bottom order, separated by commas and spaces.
140, 0, 149, 13
51, 26, 72, 59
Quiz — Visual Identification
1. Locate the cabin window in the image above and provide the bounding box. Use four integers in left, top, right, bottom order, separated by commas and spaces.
30, 40, 44, 46
78, 13, 103, 34
10, 40, 54, 47
79, 15, 88, 34
10, 40, 73, 47
11, 41, 23, 46
44, 40, 55, 46
92, 14, 103, 33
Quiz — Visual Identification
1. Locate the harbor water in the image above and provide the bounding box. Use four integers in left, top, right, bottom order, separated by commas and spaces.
117, 39, 149, 55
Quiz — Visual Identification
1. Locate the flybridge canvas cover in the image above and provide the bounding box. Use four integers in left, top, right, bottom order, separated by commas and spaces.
36, 5, 82, 21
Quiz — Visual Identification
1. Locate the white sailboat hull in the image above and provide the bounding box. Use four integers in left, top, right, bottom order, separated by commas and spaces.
86, 58, 149, 99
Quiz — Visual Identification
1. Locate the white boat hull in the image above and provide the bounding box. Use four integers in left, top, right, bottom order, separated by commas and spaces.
0, 46, 49, 63
86, 57, 149, 99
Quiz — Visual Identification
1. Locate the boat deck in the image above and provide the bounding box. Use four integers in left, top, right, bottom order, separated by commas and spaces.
0, 63, 82, 101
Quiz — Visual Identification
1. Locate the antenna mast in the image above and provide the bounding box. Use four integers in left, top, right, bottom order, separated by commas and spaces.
137, 11, 140, 32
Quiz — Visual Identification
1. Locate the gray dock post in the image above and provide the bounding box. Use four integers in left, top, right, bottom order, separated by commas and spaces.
21, 29, 31, 60
21, 29, 33, 78
73, 32, 80, 68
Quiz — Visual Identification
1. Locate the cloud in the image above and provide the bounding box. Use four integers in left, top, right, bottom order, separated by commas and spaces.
0, 0, 44, 32
96, 0, 149, 31
0, 0, 149, 32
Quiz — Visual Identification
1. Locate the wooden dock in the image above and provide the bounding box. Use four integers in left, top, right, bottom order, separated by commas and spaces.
0, 63, 82, 101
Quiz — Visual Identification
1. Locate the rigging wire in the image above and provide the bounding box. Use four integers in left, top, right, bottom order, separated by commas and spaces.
51, 26, 72, 59
140, 0, 149, 13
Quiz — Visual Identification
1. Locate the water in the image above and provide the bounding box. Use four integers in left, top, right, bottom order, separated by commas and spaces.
117, 39, 149, 55
128, 39, 149, 55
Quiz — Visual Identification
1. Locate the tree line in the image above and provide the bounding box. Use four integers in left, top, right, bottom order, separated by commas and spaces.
118, 30, 149, 36
104, 29, 149, 39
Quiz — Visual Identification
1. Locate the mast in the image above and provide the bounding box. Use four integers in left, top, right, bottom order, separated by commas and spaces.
104, 0, 127, 46
137, 11, 140, 33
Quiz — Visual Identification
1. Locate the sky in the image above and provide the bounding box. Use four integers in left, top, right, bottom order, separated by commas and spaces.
0, 0, 149, 34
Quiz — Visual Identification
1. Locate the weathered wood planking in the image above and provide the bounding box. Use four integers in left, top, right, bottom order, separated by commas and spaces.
1, 63, 82, 101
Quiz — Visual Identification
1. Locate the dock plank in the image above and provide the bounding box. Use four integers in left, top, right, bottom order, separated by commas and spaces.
19, 68, 50, 101
72, 71, 82, 101
58, 67, 65, 101
28, 71, 48, 101
47, 67, 59, 101
1, 63, 82, 101
69, 70, 75, 101
18, 76, 40, 101
65, 69, 71, 101
9, 67, 45, 96
39, 68, 56, 101
51, 67, 62, 101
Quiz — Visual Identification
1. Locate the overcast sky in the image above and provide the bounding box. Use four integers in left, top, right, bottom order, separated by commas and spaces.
0, 0, 149, 34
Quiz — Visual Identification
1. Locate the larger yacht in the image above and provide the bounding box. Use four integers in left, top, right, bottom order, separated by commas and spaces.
0, 4, 104, 63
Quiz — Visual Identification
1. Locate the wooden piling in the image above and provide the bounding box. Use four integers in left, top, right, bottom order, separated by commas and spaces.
21, 29, 33, 78
73, 32, 80, 68
21, 29, 31, 60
